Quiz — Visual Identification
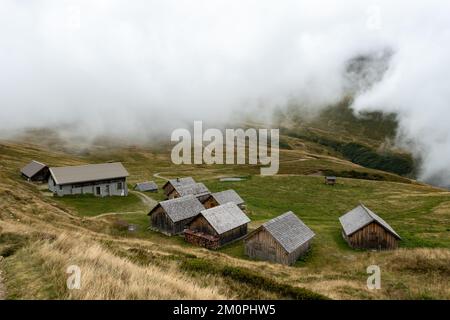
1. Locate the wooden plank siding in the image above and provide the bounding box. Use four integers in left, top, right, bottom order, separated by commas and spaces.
202, 196, 219, 209
167, 188, 179, 199
245, 227, 311, 265
186, 215, 248, 247
150, 207, 195, 236
343, 221, 399, 250
163, 183, 176, 197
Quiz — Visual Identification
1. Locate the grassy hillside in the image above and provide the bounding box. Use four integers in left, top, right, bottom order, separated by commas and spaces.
274, 99, 416, 178
1, 132, 449, 300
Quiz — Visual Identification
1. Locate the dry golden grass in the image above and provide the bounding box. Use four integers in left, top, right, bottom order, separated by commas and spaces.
1, 138, 449, 300
30, 234, 226, 300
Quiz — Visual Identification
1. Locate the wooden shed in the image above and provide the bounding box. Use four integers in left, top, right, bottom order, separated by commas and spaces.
339, 204, 401, 250
20, 160, 49, 182
325, 176, 337, 185
134, 181, 158, 192
167, 182, 210, 202
244, 212, 315, 265
148, 195, 204, 236
185, 202, 250, 249
202, 189, 245, 210
162, 177, 196, 197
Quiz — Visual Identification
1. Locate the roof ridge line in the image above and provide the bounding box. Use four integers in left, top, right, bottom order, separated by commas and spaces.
359, 203, 376, 221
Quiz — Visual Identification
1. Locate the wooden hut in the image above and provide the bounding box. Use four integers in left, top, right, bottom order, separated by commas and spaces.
134, 181, 158, 192
162, 177, 195, 197
339, 204, 401, 250
167, 182, 210, 202
202, 189, 245, 209
244, 212, 315, 265
185, 202, 250, 249
325, 176, 337, 185
148, 195, 204, 236
20, 160, 49, 182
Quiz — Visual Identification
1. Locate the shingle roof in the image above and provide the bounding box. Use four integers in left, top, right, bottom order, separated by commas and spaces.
49, 162, 129, 185
135, 181, 158, 192
21, 160, 47, 178
210, 189, 245, 206
339, 204, 401, 239
176, 182, 210, 197
149, 195, 204, 223
200, 202, 250, 235
262, 212, 315, 254
163, 177, 196, 189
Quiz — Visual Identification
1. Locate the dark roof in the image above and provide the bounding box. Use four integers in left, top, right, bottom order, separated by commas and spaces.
49, 162, 129, 185
210, 189, 245, 206
260, 212, 315, 254
175, 182, 210, 197
135, 181, 158, 192
149, 195, 204, 223
339, 204, 401, 239
200, 202, 250, 235
21, 160, 47, 178
163, 177, 196, 189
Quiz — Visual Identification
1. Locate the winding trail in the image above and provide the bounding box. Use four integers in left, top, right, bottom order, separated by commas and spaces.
153, 172, 170, 181
90, 191, 157, 220
131, 190, 158, 208
90, 211, 143, 219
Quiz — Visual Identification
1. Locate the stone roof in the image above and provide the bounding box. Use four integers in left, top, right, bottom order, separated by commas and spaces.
135, 181, 158, 192
175, 182, 210, 197
339, 204, 401, 239
149, 195, 204, 223
200, 202, 250, 235
262, 211, 315, 254
210, 189, 245, 206
21, 160, 47, 178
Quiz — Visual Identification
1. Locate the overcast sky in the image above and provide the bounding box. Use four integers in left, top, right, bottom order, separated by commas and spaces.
1, 1, 450, 185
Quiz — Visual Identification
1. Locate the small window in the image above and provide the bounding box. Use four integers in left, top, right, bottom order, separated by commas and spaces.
117, 182, 123, 190
96, 186, 101, 195
59, 185, 62, 191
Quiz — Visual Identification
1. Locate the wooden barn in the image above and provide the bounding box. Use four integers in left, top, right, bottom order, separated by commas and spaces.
339, 204, 401, 250
162, 177, 196, 197
148, 195, 204, 236
20, 160, 49, 182
244, 211, 315, 265
167, 182, 210, 202
202, 189, 245, 210
185, 202, 250, 249
325, 176, 337, 185
134, 181, 158, 192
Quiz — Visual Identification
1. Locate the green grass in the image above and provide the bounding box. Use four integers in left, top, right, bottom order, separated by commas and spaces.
107, 212, 189, 247
206, 175, 450, 267
52, 193, 146, 217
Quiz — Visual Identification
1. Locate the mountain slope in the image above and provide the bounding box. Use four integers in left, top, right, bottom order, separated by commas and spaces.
1, 136, 449, 300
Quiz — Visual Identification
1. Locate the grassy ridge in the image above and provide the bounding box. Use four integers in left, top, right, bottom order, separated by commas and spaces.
282, 130, 414, 176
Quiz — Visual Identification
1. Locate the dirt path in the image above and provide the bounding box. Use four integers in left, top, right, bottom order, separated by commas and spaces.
153, 172, 169, 181
90, 192, 157, 220
90, 211, 143, 219
131, 191, 158, 208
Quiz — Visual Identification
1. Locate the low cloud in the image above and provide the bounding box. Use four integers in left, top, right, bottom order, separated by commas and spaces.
1, 1, 449, 185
